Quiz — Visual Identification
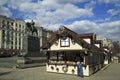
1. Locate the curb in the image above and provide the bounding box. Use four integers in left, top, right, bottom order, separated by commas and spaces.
101, 63, 112, 70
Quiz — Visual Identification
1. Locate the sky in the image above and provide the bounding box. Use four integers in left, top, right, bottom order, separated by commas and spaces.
0, 0, 120, 43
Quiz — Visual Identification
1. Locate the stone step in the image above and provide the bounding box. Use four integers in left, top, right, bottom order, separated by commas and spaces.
0, 57, 46, 68
19, 63, 46, 69
27, 57, 47, 63
0, 63, 16, 68
0, 57, 17, 63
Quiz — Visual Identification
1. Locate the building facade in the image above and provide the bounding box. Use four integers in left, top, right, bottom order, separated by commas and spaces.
37, 27, 47, 48
97, 37, 113, 48
13, 19, 26, 51
0, 15, 26, 56
0, 15, 14, 50
0, 15, 53, 57
97, 37, 116, 64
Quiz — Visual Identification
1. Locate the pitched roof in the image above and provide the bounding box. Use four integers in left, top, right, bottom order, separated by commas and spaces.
79, 33, 96, 39
94, 40, 102, 44
41, 26, 104, 53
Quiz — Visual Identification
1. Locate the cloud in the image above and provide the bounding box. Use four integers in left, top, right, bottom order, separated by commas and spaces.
0, 0, 8, 6
0, 6, 11, 17
55, 0, 88, 4
106, 27, 119, 34
98, 0, 120, 8
98, 0, 120, 4
47, 23, 63, 31
85, 0, 96, 10
99, 21, 120, 28
0, 0, 120, 42
19, 1, 93, 25
1, 0, 92, 25
107, 9, 120, 16
65, 20, 98, 33
47, 19, 120, 35
0, 0, 11, 17
46, 19, 120, 43
7, 0, 31, 9
47, 20, 120, 42
50, 3, 93, 22
45, 20, 120, 41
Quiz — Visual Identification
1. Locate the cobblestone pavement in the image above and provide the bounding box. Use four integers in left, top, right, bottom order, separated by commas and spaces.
0, 63, 120, 80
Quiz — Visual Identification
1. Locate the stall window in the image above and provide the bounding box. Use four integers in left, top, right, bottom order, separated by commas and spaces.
60, 36, 70, 47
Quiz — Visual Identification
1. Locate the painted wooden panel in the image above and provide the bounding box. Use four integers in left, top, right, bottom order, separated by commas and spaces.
94, 44, 100, 48
50, 38, 82, 50
83, 39, 91, 44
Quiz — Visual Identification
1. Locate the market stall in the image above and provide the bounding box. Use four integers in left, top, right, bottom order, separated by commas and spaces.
46, 51, 87, 76
42, 26, 105, 76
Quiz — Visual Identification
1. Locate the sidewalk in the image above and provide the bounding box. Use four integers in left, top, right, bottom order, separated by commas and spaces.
0, 63, 120, 80
89, 63, 120, 80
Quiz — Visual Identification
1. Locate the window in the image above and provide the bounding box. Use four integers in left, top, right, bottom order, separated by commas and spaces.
60, 36, 70, 47
11, 22, 13, 26
2, 30, 5, 37
2, 20, 5, 28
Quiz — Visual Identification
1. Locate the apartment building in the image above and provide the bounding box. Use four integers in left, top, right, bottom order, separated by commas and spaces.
13, 19, 26, 51
0, 15, 26, 56
0, 15, 14, 50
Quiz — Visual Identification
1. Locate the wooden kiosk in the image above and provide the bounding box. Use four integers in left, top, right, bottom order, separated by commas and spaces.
42, 26, 105, 76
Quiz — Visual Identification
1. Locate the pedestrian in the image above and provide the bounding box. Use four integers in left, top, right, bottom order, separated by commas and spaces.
77, 61, 83, 77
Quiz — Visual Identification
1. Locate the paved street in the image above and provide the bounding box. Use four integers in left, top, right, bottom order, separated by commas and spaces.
0, 63, 120, 80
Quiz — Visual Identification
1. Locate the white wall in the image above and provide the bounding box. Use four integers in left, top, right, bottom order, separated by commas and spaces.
83, 39, 91, 44
94, 44, 100, 48
46, 64, 90, 76
50, 38, 82, 50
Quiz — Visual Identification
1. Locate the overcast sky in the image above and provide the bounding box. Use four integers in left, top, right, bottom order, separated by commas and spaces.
0, 0, 120, 42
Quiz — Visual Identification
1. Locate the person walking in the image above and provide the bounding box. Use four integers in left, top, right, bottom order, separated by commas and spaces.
77, 61, 83, 77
